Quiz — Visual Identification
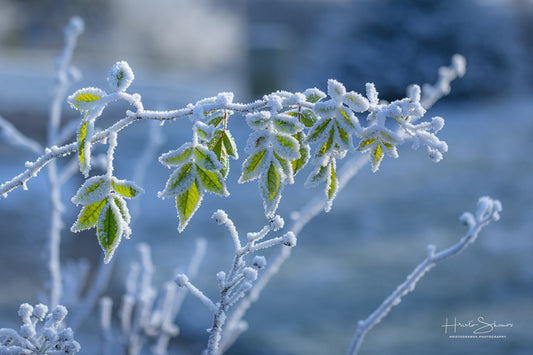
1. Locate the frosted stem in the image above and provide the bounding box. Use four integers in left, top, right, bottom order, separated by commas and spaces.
346, 196, 502, 355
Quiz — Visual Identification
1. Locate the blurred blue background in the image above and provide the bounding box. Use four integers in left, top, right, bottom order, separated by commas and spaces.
1, 0, 532, 354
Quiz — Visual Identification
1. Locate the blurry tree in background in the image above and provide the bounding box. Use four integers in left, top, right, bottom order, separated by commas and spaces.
293, 0, 530, 100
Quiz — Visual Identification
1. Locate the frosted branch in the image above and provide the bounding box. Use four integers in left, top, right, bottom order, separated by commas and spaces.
419, 54, 466, 110
347, 196, 502, 355
0, 115, 43, 155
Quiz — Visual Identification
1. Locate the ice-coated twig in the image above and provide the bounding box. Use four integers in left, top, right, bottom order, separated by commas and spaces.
419, 54, 466, 110
0, 303, 80, 354
219, 153, 369, 352
46, 17, 84, 310
0, 115, 43, 155
346, 196, 502, 355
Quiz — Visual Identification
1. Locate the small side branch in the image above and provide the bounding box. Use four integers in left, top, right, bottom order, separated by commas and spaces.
347, 196, 502, 355
0, 115, 43, 155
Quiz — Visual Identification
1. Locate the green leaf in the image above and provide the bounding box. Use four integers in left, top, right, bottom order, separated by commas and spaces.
159, 144, 193, 167
301, 109, 317, 127
304, 163, 329, 188
273, 134, 300, 160
266, 161, 281, 200
291, 132, 310, 175
337, 107, 358, 132
194, 146, 221, 171
306, 118, 331, 143
97, 199, 123, 264
335, 120, 350, 147
176, 179, 203, 232
159, 162, 195, 198
273, 151, 294, 183
197, 166, 228, 195
207, 114, 225, 128
68, 87, 106, 112
316, 126, 335, 158
72, 176, 111, 205
327, 160, 337, 201
207, 130, 237, 178
111, 179, 144, 199
114, 196, 131, 224
356, 138, 377, 151
77, 119, 90, 176
259, 161, 283, 217
273, 116, 301, 135
222, 130, 238, 158
71, 198, 107, 232
240, 149, 267, 182
371, 142, 384, 172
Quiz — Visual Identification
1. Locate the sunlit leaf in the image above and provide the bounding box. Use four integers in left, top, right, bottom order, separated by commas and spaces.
176, 179, 203, 233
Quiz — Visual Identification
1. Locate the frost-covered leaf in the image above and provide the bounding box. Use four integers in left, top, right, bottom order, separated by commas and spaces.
272, 134, 300, 160
306, 118, 332, 144
344, 91, 370, 112
336, 107, 360, 133
304, 88, 326, 103
371, 142, 384, 172
71, 198, 107, 232
68, 87, 106, 112
301, 109, 317, 127
325, 159, 338, 212
273, 114, 303, 135
111, 178, 144, 199
291, 132, 310, 175
194, 146, 223, 171
159, 144, 193, 168
197, 166, 228, 195
107, 61, 134, 92
207, 113, 225, 128
113, 196, 131, 225
246, 112, 271, 131
259, 161, 283, 218
97, 199, 123, 264
245, 131, 270, 154
240, 149, 267, 182
314, 101, 337, 116
176, 179, 203, 233
304, 162, 329, 188
72, 176, 111, 205
222, 130, 238, 158
159, 162, 195, 198
315, 125, 335, 159
208, 129, 238, 178
327, 79, 347, 102
273, 151, 294, 184
77, 118, 92, 177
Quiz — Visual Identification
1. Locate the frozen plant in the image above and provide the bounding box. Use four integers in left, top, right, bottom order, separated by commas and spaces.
0, 304, 80, 354
0, 16, 504, 355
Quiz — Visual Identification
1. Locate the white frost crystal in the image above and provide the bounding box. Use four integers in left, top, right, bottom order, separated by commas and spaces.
107, 61, 134, 92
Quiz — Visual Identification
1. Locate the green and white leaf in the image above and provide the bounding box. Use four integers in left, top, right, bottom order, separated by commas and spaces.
197, 166, 228, 196
272, 134, 300, 160
304, 161, 330, 188
72, 176, 112, 205
71, 198, 107, 233
273, 151, 294, 184
306, 118, 333, 144
77, 118, 93, 177
194, 145, 223, 171
159, 143, 194, 168
113, 195, 131, 225
246, 111, 271, 130
176, 179, 203, 233
272, 114, 303, 135
239, 149, 268, 183
68, 87, 106, 113
159, 162, 196, 198
324, 158, 338, 212
259, 161, 283, 218
97, 198, 124, 264
111, 178, 144, 199
300, 109, 318, 127
291, 132, 310, 175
